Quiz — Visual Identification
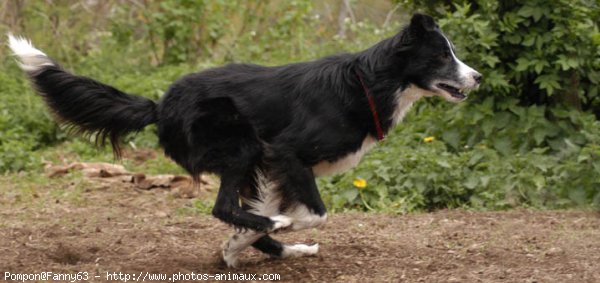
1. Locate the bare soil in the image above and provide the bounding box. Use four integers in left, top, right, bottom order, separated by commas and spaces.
1, 174, 599, 282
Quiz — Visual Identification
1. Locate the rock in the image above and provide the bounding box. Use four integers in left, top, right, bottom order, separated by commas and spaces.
545, 247, 564, 256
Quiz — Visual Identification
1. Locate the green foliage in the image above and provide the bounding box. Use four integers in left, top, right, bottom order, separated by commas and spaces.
107, 0, 397, 66
111, 0, 207, 65
427, 97, 592, 156
109, 0, 320, 65
0, 64, 63, 172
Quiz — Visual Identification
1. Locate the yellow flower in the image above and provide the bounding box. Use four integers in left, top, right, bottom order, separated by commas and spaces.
353, 178, 367, 189
423, 136, 435, 143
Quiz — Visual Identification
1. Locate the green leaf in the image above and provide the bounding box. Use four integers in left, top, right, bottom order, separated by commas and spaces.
533, 60, 548, 74
532, 175, 546, 189
567, 58, 579, 69
569, 189, 588, 205
535, 74, 561, 95
468, 151, 485, 166
493, 136, 513, 156
341, 188, 358, 202
515, 57, 531, 71
522, 35, 535, 47
481, 119, 495, 136
464, 175, 479, 189
533, 127, 550, 145
436, 160, 451, 169
442, 129, 461, 150
504, 33, 522, 44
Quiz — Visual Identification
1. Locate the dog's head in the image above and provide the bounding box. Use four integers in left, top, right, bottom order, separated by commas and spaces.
394, 14, 482, 102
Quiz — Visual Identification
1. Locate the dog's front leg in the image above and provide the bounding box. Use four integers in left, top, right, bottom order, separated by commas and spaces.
265, 155, 328, 231
215, 170, 293, 268
211, 171, 292, 232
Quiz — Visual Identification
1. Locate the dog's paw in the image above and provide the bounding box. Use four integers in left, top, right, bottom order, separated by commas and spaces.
222, 253, 239, 268
222, 244, 240, 268
268, 215, 292, 232
221, 240, 239, 268
281, 243, 319, 258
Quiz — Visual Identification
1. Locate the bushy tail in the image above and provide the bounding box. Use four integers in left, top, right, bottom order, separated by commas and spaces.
7, 34, 158, 157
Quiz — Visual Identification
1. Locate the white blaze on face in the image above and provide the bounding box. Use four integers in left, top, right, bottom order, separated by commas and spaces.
441, 34, 479, 86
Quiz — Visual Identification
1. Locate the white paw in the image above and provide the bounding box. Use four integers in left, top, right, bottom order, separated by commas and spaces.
222, 240, 239, 268
223, 252, 239, 268
281, 243, 319, 258
269, 215, 292, 232
291, 213, 328, 230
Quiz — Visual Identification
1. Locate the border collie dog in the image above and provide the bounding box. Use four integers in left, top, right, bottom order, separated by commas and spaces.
9, 14, 480, 267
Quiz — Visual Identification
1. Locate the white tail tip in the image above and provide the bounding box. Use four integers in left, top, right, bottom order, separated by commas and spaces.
7, 33, 54, 72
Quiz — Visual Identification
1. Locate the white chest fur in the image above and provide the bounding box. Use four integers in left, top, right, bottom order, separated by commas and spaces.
312, 136, 376, 177
391, 84, 427, 126
312, 85, 426, 177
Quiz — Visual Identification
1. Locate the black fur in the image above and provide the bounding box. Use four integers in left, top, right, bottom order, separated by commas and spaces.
252, 235, 284, 257
28, 64, 157, 157
19, 14, 474, 234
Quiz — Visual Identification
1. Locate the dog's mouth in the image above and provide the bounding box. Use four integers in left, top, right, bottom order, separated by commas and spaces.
436, 82, 467, 100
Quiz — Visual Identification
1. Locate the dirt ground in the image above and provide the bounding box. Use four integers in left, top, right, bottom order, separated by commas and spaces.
1, 174, 599, 283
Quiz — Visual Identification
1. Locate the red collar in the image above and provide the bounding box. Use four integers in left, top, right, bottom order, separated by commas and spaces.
355, 70, 385, 141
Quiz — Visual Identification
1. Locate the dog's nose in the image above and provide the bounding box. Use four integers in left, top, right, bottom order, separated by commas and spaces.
473, 73, 483, 84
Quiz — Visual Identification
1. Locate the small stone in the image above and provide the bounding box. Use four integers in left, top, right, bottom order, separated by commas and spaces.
545, 247, 564, 256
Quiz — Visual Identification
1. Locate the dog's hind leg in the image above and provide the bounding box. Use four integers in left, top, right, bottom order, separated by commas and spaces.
244, 153, 327, 259
230, 168, 319, 262
250, 172, 326, 259
220, 167, 295, 268
222, 231, 265, 268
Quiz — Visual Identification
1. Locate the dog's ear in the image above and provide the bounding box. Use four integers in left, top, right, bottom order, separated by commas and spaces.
395, 30, 414, 51
409, 13, 437, 33
393, 13, 437, 52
